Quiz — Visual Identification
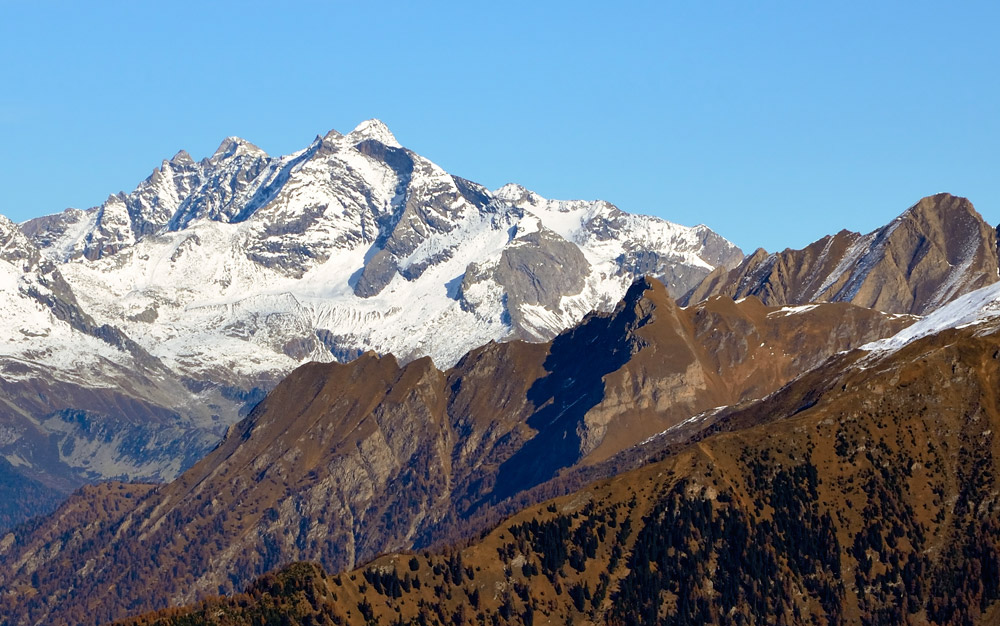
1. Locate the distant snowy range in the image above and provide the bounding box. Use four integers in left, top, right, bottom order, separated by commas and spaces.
0, 120, 743, 504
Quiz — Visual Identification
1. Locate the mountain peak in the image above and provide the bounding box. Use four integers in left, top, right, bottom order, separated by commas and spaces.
0, 214, 21, 248
901, 192, 976, 222
211, 136, 267, 161
346, 119, 401, 148
169, 150, 194, 165
494, 183, 542, 206
623, 274, 673, 312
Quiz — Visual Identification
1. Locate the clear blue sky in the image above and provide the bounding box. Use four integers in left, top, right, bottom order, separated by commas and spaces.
1, 1, 997, 253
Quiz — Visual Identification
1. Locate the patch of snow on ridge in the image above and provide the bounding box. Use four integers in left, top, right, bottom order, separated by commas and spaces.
47, 209, 97, 262
767, 304, 820, 317
638, 405, 730, 447
346, 119, 402, 148
862, 281, 1000, 353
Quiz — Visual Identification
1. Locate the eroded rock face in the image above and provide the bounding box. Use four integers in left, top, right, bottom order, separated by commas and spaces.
0, 277, 914, 625
683, 193, 1000, 315
495, 229, 591, 310
486, 225, 593, 339
354, 249, 399, 298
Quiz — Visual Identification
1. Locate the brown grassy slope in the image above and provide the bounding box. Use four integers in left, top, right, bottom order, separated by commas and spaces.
0, 278, 910, 626
119, 319, 1000, 626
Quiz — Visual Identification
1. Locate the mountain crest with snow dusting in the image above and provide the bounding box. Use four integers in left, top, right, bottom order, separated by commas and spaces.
20, 119, 743, 372
0, 120, 742, 496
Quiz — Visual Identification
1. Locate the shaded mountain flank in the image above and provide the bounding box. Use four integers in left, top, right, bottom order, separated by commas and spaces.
0, 277, 911, 625
682, 193, 1000, 315
120, 296, 1000, 626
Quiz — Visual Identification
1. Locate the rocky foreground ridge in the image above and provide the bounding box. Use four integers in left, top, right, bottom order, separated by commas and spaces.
122, 269, 1000, 625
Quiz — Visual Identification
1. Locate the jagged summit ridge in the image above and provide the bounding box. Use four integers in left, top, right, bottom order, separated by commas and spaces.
167, 149, 194, 165
19, 120, 741, 380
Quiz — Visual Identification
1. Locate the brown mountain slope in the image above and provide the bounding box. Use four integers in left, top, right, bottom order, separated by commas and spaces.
0, 278, 912, 625
120, 315, 1000, 626
682, 193, 1000, 315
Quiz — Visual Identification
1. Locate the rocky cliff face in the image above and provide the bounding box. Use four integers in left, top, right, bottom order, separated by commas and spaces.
0, 277, 913, 625
682, 193, 999, 315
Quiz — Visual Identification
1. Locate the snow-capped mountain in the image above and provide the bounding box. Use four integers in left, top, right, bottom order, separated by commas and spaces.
24, 120, 742, 380
2, 120, 741, 493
